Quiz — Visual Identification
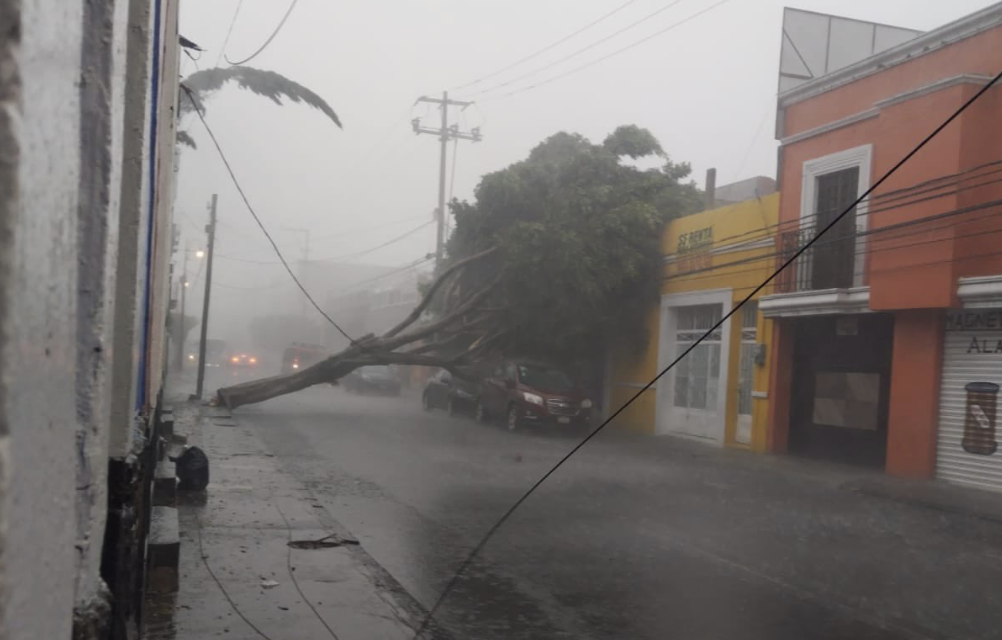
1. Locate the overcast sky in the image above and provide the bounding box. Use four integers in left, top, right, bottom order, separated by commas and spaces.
175, 0, 998, 335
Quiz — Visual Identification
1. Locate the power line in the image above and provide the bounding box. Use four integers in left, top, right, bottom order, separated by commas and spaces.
329, 221, 435, 262
478, 0, 733, 102
331, 254, 435, 295
311, 213, 429, 243
679, 157, 1002, 255
216, 220, 435, 266
466, 0, 688, 98
662, 203, 1002, 288
195, 515, 273, 640
224, 0, 299, 66
411, 65, 1002, 639
451, 0, 644, 91
275, 505, 342, 640
215, 0, 245, 67
180, 83, 359, 346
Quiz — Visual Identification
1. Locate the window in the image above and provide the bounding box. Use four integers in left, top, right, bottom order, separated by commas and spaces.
673, 304, 723, 410
505, 363, 517, 382
737, 302, 758, 416
811, 167, 859, 289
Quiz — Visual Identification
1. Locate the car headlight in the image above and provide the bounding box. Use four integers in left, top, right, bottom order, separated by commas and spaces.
249, 357, 257, 364
292, 363, 299, 369
523, 392, 544, 406
581, 399, 593, 409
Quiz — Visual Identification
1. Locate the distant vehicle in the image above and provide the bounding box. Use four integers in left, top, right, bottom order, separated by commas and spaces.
226, 351, 259, 369
477, 361, 593, 430
187, 338, 227, 368
342, 365, 402, 396
422, 369, 479, 416
282, 342, 327, 374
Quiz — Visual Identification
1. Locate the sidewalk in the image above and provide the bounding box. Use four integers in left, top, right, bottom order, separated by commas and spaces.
143, 401, 448, 640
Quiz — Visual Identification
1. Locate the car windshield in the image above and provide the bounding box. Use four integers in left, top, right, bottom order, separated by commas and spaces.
517, 365, 574, 391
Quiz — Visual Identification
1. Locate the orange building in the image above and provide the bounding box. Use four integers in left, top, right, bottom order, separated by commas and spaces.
762, 7, 1002, 489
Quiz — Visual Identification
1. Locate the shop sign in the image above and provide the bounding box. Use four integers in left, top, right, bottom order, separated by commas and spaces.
676, 226, 713, 274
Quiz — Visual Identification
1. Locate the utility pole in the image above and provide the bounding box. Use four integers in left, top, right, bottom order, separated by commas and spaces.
194, 194, 217, 399
413, 91, 482, 266
175, 258, 187, 369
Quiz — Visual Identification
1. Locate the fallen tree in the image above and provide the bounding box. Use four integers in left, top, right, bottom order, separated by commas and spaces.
216, 248, 504, 409
216, 125, 703, 409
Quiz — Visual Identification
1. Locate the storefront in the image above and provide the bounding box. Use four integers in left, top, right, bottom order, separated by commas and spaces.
787, 314, 893, 468
936, 310, 1002, 491
607, 192, 779, 451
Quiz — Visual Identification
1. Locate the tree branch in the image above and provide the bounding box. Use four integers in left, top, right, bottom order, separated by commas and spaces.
384, 247, 498, 339
382, 275, 502, 351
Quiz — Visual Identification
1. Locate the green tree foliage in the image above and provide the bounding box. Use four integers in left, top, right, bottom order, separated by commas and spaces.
445, 126, 702, 365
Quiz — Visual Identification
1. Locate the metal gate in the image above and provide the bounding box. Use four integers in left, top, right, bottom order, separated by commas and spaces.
936, 310, 1002, 491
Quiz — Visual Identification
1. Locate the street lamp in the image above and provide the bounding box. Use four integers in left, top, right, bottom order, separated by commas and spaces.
195, 249, 205, 258
183, 281, 190, 288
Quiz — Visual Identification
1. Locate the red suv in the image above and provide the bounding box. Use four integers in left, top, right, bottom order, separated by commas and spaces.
477, 361, 593, 430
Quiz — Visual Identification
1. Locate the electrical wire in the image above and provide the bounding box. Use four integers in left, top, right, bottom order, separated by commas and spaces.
410, 65, 1002, 639
331, 254, 435, 294
195, 515, 273, 640
662, 204, 1002, 289
451, 0, 643, 91
477, 0, 733, 102
328, 220, 435, 263
224, 0, 298, 66
465, 0, 688, 98
217, 220, 435, 266
180, 83, 359, 346
673, 158, 1002, 257
276, 504, 342, 640
215, 0, 245, 67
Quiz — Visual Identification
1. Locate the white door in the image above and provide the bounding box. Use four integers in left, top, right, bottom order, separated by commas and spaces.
936, 310, 1002, 491
657, 294, 731, 444
735, 302, 759, 445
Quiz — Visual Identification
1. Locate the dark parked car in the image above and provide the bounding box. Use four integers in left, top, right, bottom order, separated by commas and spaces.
422, 369, 479, 416
477, 361, 593, 430
342, 365, 402, 396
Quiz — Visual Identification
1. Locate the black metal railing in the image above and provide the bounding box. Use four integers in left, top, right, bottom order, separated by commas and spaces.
775, 223, 862, 294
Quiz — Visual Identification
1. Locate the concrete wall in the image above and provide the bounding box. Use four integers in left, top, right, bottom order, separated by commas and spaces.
73, 0, 133, 630
0, 0, 178, 636
0, 1, 84, 638
109, 0, 154, 458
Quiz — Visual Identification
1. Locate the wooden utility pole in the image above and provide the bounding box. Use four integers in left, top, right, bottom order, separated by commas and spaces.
413, 92, 482, 266
175, 259, 187, 369
194, 194, 217, 399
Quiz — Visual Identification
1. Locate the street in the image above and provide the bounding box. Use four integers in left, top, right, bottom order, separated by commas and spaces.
224, 381, 1002, 640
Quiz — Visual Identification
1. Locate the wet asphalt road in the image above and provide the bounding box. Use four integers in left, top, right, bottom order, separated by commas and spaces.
227, 382, 1002, 640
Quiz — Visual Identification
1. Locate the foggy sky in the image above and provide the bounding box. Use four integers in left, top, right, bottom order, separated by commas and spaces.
174, 0, 997, 342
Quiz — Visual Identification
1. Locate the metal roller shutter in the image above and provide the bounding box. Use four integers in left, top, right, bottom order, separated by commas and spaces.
936, 311, 1002, 491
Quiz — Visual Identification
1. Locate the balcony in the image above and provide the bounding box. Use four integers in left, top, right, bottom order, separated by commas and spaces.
762, 223, 870, 318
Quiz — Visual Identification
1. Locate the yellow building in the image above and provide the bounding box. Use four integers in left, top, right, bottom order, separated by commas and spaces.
606, 192, 779, 452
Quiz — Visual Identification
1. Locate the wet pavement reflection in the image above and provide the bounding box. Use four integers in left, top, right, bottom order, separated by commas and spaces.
224, 384, 1002, 640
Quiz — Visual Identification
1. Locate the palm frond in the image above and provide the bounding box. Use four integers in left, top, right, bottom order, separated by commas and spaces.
179, 66, 341, 128
176, 129, 197, 149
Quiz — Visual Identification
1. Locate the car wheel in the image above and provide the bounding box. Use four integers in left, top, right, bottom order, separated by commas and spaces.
507, 405, 520, 431
475, 400, 488, 424
421, 392, 432, 411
